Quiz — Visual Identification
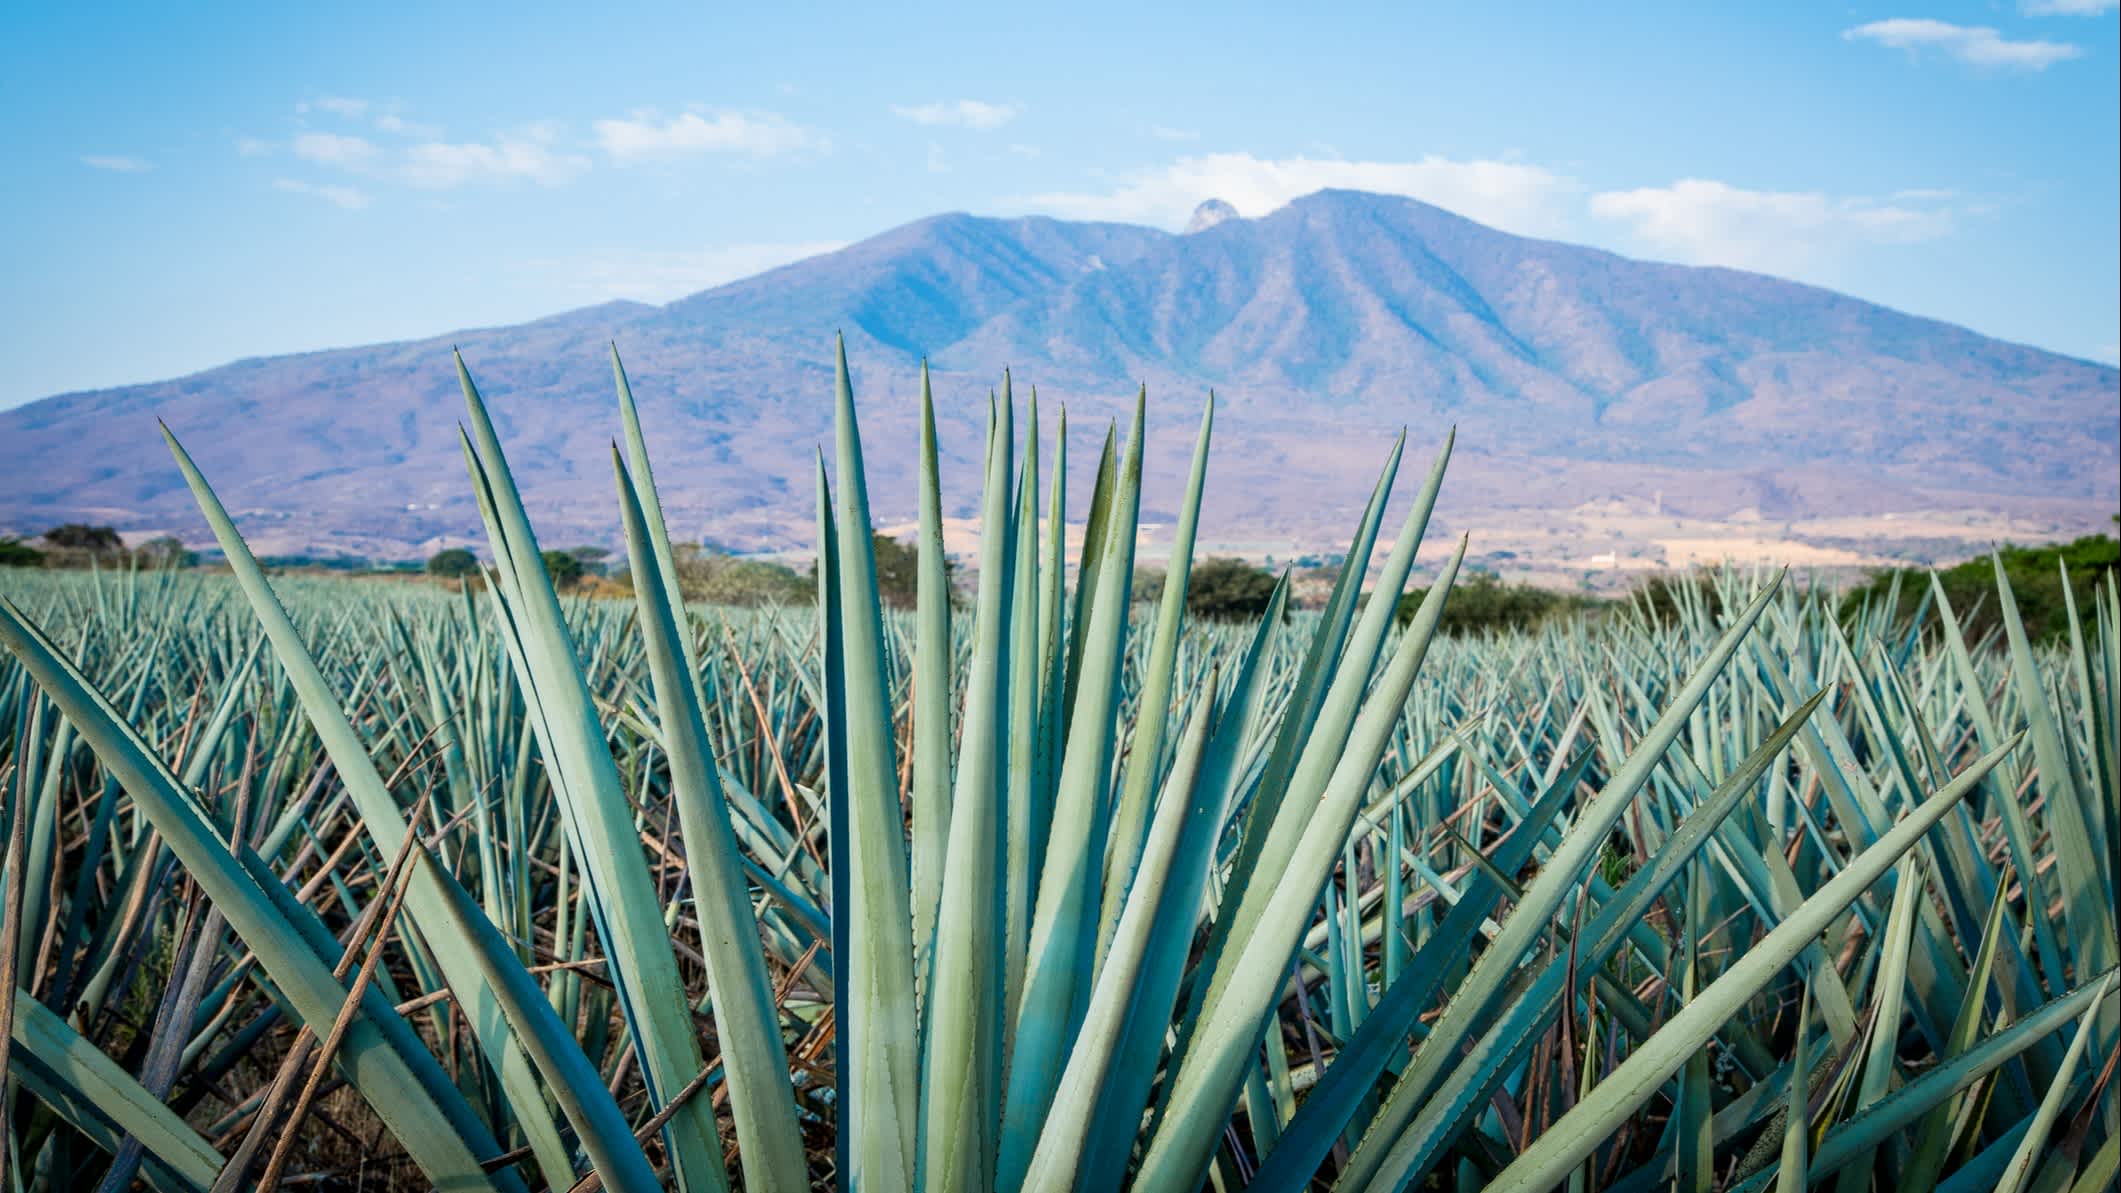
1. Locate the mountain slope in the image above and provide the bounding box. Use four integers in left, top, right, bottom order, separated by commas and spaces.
1, 189, 2111, 559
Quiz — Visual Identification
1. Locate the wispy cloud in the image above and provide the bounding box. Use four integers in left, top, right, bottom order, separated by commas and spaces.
288, 124, 583, 188
2022, 0, 2117, 14
593, 109, 820, 161
373, 111, 441, 138
891, 99, 1021, 130
526, 240, 848, 303
273, 178, 371, 209
1589, 179, 1956, 271
398, 129, 588, 188
79, 155, 152, 173
310, 95, 369, 117
1147, 125, 1200, 142
1843, 19, 2082, 70
298, 95, 442, 138
292, 132, 380, 168
234, 137, 273, 157
1016, 152, 1580, 236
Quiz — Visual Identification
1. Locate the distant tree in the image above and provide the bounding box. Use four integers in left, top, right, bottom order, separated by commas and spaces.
1633, 572, 1726, 628
867, 533, 957, 608
0, 537, 43, 568
1187, 557, 1278, 621
1394, 570, 1581, 635
135, 536, 198, 569
706, 559, 810, 606
671, 544, 810, 606
870, 533, 921, 607
43, 523, 123, 552
541, 550, 587, 589
561, 545, 612, 577
1840, 533, 2118, 644
1133, 566, 1166, 606
427, 548, 480, 579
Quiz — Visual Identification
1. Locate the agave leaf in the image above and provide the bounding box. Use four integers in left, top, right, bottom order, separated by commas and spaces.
822, 337, 921, 1193
1993, 556, 2116, 982
1247, 748, 1595, 1193
1337, 574, 1789, 1193
1097, 394, 1213, 960
2067, 1134, 2119, 1193
1992, 972, 2113, 1193
1134, 533, 1468, 1193
1929, 575, 2066, 1000
6, 992, 223, 1192
1003, 391, 1044, 1031
918, 390, 1015, 1193
1075, 577, 1292, 1193
912, 362, 954, 981
158, 425, 577, 1189
1021, 670, 1217, 1193
1333, 689, 1829, 1193
1483, 733, 2022, 1193
1674, 864, 1714, 1193
454, 355, 727, 1193
0, 597, 518, 1193
814, 450, 856, 1189
998, 390, 1144, 1193
613, 444, 808, 1193
1903, 865, 2015, 1188
414, 849, 661, 1193
1723, 969, 2116, 1193
1777, 981, 1813, 1192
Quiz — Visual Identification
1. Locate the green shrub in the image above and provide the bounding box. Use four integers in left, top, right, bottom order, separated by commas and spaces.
672, 544, 809, 606
0, 536, 44, 568
1632, 571, 1725, 626
1186, 557, 1278, 620
427, 547, 480, 578
41, 523, 123, 552
1843, 533, 2118, 643
868, 531, 957, 608
540, 549, 587, 589
1394, 570, 1581, 635
134, 536, 197, 569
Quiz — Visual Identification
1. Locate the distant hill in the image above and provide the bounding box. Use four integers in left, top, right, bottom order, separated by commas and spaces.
1, 188, 2112, 561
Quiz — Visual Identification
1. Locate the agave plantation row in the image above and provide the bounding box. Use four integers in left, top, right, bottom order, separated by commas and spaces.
0, 343, 2114, 1192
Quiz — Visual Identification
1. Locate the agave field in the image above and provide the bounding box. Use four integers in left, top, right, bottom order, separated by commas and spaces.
0, 342, 2115, 1192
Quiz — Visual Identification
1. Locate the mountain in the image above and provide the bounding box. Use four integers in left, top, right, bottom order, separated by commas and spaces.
1, 189, 2113, 562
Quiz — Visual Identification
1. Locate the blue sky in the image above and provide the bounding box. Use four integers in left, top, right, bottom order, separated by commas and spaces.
3, 1, 2116, 408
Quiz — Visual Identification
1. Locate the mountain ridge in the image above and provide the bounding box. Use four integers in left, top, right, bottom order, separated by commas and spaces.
2, 189, 2112, 561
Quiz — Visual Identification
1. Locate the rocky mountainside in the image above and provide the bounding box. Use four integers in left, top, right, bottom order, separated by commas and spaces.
2, 189, 2112, 561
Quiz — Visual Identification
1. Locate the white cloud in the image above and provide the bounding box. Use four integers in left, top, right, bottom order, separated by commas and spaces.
289, 124, 583, 188
593, 109, 820, 161
313, 95, 369, 117
1015, 152, 1581, 236
2022, 0, 2117, 14
1589, 179, 1955, 272
530, 241, 848, 303
374, 111, 442, 138
1843, 19, 2082, 70
399, 133, 588, 188
273, 178, 371, 209
79, 155, 151, 173
292, 132, 379, 168
891, 100, 1020, 130
1148, 125, 1200, 142
234, 137, 273, 157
